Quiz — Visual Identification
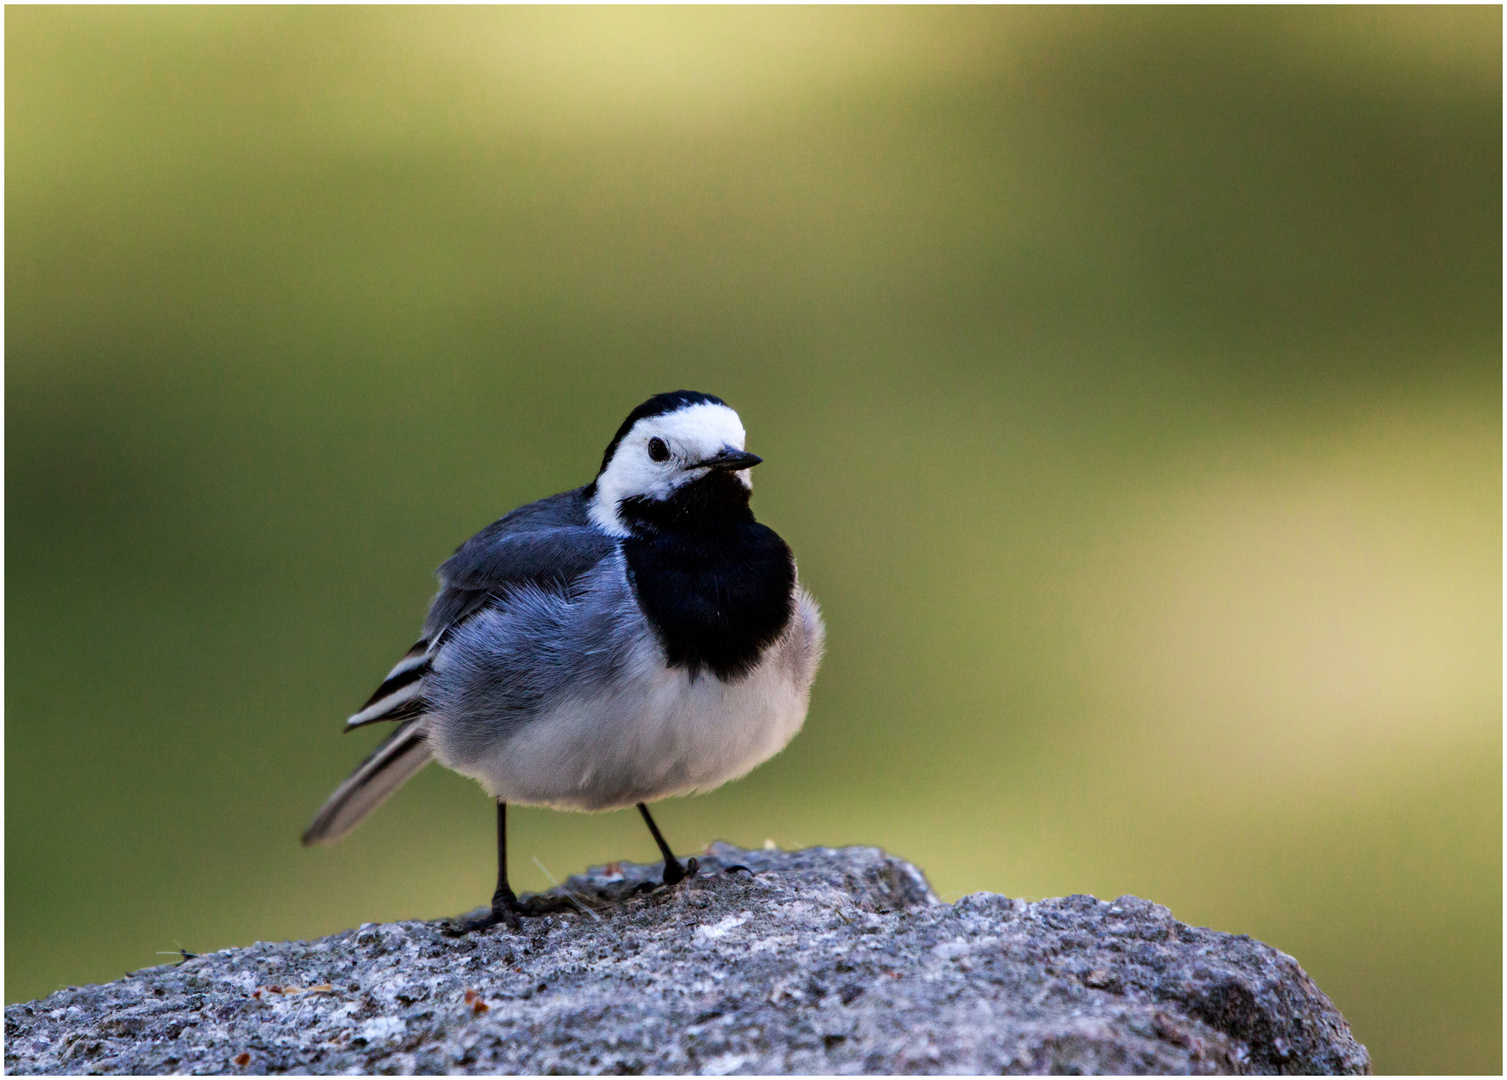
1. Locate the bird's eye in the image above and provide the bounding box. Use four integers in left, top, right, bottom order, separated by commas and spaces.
647, 437, 670, 462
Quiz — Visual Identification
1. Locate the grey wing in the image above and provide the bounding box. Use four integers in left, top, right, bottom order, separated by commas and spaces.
303, 488, 614, 846
466, 486, 593, 532
345, 487, 615, 730
423, 487, 604, 640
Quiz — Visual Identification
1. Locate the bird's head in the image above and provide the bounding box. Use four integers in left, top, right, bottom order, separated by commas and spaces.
587, 391, 762, 536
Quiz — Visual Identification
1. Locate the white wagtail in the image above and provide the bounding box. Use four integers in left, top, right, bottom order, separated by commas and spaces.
304, 391, 824, 929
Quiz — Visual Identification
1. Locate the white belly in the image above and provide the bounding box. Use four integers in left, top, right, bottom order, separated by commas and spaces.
442, 589, 823, 811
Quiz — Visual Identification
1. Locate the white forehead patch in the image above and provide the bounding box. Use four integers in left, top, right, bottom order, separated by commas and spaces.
644, 402, 747, 457
589, 402, 749, 535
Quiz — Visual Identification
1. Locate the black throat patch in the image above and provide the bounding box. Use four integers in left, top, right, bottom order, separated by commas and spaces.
620, 472, 796, 682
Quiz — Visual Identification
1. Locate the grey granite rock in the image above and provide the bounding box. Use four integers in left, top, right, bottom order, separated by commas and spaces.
4, 844, 1369, 1075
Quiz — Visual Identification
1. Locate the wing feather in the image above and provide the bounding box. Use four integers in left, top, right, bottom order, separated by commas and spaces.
308, 487, 617, 841
346, 488, 613, 730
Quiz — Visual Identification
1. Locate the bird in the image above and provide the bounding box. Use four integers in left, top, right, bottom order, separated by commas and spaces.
302, 390, 825, 931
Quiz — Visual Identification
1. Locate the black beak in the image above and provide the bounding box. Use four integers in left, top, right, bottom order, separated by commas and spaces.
697, 448, 763, 471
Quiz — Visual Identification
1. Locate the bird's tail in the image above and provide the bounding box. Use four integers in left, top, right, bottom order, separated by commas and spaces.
302, 719, 433, 845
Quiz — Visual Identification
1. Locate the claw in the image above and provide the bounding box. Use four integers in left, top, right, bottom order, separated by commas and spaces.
440, 907, 515, 936
440, 889, 572, 936
723, 864, 753, 877
632, 855, 701, 896
512, 894, 575, 917
663, 856, 698, 887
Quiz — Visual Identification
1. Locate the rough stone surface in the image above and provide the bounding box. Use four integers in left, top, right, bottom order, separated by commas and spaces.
5, 844, 1369, 1075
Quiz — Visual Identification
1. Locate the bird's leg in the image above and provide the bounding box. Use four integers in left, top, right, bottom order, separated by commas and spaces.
636, 802, 698, 889
443, 801, 569, 934
632, 803, 752, 880
486, 799, 525, 925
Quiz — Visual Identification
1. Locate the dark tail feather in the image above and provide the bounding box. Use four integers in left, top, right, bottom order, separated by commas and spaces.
302, 720, 433, 845
346, 639, 432, 730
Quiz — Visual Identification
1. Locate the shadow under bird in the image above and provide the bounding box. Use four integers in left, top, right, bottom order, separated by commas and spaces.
304, 391, 825, 930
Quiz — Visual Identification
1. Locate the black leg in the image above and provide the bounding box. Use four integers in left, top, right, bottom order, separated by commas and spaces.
443, 801, 569, 935
490, 800, 517, 912
637, 802, 698, 887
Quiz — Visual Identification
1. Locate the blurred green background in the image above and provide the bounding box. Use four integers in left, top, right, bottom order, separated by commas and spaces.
6, 7, 1500, 1072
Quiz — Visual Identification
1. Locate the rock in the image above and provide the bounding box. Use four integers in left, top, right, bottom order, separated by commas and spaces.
3, 844, 1369, 1074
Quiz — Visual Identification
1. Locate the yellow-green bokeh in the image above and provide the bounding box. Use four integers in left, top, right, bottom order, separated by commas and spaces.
6, 8, 1499, 1074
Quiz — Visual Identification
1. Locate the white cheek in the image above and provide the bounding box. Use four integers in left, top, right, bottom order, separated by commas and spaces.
590, 454, 672, 535
587, 402, 750, 533
587, 500, 624, 535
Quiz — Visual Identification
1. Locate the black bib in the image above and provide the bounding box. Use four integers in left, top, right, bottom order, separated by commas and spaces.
619, 474, 796, 681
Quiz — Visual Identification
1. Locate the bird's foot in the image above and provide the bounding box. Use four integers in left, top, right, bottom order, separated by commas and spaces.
440, 888, 575, 936
663, 855, 699, 887
632, 856, 700, 895
441, 907, 516, 936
